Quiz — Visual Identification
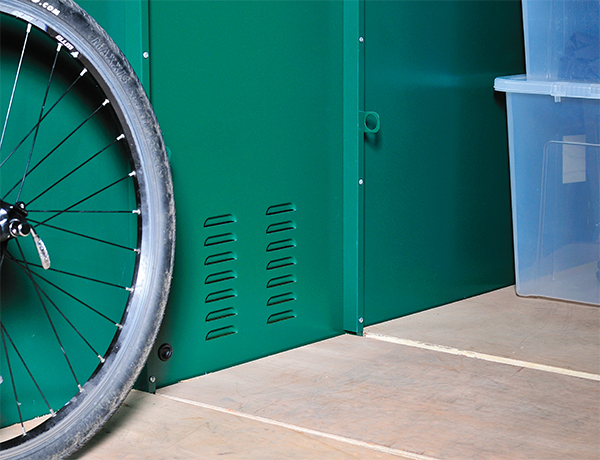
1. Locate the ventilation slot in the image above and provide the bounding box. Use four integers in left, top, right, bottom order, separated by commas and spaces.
206, 307, 237, 322
267, 274, 296, 289
206, 289, 237, 304
205, 251, 237, 266
267, 292, 296, 307
266, 203, 296, 216
266, 221, 296, 234
205, 232, 237, 246
204, 214, 237, 227
267, 256, 296, 271
267, 310, 296, 324
205, 270, 237, 285
206, 326, 237, 341
266, 239, 296, 252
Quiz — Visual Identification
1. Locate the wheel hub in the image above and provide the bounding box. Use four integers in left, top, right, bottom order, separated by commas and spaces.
0, 200, 31, 242
0, 200, 51, 269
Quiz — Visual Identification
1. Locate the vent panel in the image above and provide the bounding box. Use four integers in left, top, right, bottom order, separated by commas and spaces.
265, 203, 298, 325
267, 310, 296, 324
266, 221, 296, 234
205, 232, 237, 246
206, 326, 238, 341
206, 289, 237, 304
204, 214, 237, 227
205, 251, 237, 266
266, 203, 296, 215
266, 238, 296, 252
206, 307, 237, 322
267, 292, 296, 307
267, 274, 297, 289
203, 212, 239, 342
205, 270, 237, 285
266, 256, 297, 271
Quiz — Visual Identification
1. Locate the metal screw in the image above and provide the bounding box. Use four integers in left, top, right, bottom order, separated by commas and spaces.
358, 317, 364, 324
149, 375, 156, 383
143, 51, 149, 59
359, 179, 364, 186
359, 36, 364, 43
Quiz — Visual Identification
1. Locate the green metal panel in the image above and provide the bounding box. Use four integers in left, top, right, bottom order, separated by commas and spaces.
68, 0, 528, 385
343, 0, 364, 334
145, 0, 345, 387
361, 0, 525, 326
75, 0, 149, 89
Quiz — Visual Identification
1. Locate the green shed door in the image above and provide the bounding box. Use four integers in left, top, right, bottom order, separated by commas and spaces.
362, 1, 524, 326
145, 0, 346, 387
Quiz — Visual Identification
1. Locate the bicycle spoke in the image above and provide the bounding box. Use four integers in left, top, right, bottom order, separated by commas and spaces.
6, 254, 106, 363
15, 43, 62, 202
0, 68, 88, 172
0, 23, 31, 157
36, 173, 134, 226
2, 98, 110, 200
12, 239, 83, 392
1, 323, 55, 428
27, 218, 138, 253
5, 251, 123, 327
26, 134, 124, 205
27, 210, 137, 214
7, 257, 133, 291
0, 325, 26, 436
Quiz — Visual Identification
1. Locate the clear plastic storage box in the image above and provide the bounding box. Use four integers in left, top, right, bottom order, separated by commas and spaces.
522, 0, 599, 82
495, 75, 600, 305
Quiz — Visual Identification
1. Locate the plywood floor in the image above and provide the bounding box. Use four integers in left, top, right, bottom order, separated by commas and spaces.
72, 287, 600, 460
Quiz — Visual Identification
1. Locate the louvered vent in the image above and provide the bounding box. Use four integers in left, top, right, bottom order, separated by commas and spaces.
203, 213, 238, 341
265, 203, 297, 325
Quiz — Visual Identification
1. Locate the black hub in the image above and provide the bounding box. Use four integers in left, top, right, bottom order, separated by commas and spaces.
0, 200, 51, 269
0, 200, 31, 243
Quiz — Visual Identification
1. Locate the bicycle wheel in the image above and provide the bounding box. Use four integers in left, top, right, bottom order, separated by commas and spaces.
0, 0, 175, 458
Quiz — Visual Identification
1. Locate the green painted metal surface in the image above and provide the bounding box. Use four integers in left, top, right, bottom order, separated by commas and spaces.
62, 0, 526, 386
361, 0, 525, 326
342, 0, 364, 334
146, 0, 345, 387
76, 0, 149, 89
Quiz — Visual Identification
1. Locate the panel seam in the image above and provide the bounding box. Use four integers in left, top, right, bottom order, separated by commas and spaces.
363, 332, 600, 382
157, 394, 442, 460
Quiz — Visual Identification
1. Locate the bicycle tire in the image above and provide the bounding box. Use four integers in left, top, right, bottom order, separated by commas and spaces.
0, 0, 175, 458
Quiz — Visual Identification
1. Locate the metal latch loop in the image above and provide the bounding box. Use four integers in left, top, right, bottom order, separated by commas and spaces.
360, 111, 380, 133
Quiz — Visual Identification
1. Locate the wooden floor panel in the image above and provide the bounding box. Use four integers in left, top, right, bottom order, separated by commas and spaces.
367, 287, 600, 374
74, 287, 599, 460
159, 334, 599, 460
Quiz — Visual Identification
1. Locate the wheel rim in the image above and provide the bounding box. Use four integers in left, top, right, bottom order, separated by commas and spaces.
0, 10, 142, 445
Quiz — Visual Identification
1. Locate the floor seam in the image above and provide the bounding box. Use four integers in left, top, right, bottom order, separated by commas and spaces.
157, 393, 443, 460
363, 332, 600, 382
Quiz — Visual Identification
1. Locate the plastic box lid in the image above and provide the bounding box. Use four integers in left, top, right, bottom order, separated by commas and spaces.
521, 0, 599, 83
495, 74, 600, 99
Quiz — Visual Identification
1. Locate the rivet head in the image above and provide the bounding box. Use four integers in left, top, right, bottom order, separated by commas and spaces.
358, 317, 364, 324
158, 343, 173, 362
359, 36, 364, 43
359, 179, 364, 186
143, 51, 150, 59
149, 375, 156, 383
